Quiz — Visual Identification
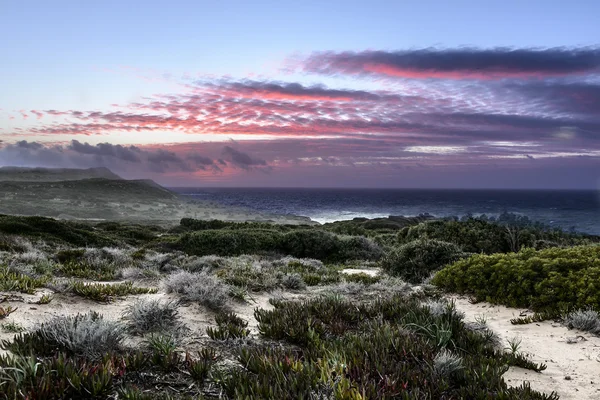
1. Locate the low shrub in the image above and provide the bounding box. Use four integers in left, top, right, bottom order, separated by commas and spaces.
122, 298, 183, 336
162, 270, 230, 310
433, 245, 600, 312
2, 311, 125, 359
381, 239, 466, 283
57, 260, 117, 280
215, 257, 280, 292
564, 309, 600, 334
0, 352, 117, 399
206, 311, 249, 340
0, 266, 50, 294
71, 281, 158, 302
280, 273, 306, 290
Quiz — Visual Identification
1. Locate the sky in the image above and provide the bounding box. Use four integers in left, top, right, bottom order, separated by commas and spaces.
1, 0, 599, 188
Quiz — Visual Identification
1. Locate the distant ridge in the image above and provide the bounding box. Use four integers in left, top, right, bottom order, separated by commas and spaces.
0, 167, 122, 182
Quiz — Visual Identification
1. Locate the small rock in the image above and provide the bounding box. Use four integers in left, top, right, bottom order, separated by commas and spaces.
565, 376, 572, 381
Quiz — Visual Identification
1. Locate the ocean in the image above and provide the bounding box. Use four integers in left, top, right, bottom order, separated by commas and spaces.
171, 188, 600, 235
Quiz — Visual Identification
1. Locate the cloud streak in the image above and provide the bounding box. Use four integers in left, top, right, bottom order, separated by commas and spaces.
295, 47, 600, 80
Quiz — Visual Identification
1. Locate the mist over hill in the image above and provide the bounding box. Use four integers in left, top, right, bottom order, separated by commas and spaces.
0, 167, 313, 224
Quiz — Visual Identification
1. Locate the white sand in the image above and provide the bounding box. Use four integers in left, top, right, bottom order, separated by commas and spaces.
451, 295, 600, 400
340, 268, 380, 277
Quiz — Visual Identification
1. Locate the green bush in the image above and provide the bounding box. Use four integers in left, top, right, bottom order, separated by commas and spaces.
180, 228, 382, 262
280, 230, 340, 260
380, 239, 466, 283
399, 218, 597, 254
433, 245, 600, 312
180, 229, 282, 257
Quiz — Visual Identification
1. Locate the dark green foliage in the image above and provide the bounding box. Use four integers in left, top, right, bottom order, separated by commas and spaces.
180, 228, 382, 262
323, 214, 434, 236
433, 245, 600, 312
380, 239, 467, 283
255, 296, 368, 346
399, 216, 598, 254
280, 230, 341, 260
180, 217, 297, 232
0, 215, 171, 248
185, 349, 217, 384
180, 229, 283, 257
95, 221, 162, 242
71, 281, 158, 302
54, 248, 86, 263
206, 311, 250, 340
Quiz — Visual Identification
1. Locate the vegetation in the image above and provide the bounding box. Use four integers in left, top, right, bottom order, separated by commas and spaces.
433, 245, 600, 312
380, 239, 467, 283
0, 212, 596, 398
0, 266, 50, 294
219, 295, 553, 399
179, 228, 383, 262
2, 311, 125, 359
71, 281, 158, 302
162, 270, 231, 310
206, 311, 250, 340
122, 298, 184, 336
398, 214, 597, 254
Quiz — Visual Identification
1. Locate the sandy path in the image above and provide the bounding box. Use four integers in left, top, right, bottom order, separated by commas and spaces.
451, 296, 600, 400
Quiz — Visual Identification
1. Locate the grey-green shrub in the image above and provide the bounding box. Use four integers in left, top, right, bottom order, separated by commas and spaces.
433, 349, 463, 377
122, 298, 183, 336
281, 273, 306, 290
36, 312, 125, 359
564, 309, 600, 334
162, 270, 230, 310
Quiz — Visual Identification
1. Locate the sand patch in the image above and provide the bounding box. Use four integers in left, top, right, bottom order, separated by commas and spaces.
451, 295, 600, 400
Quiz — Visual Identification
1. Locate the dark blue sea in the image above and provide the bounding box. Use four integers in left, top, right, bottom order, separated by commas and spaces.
171, 188, 600, 235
